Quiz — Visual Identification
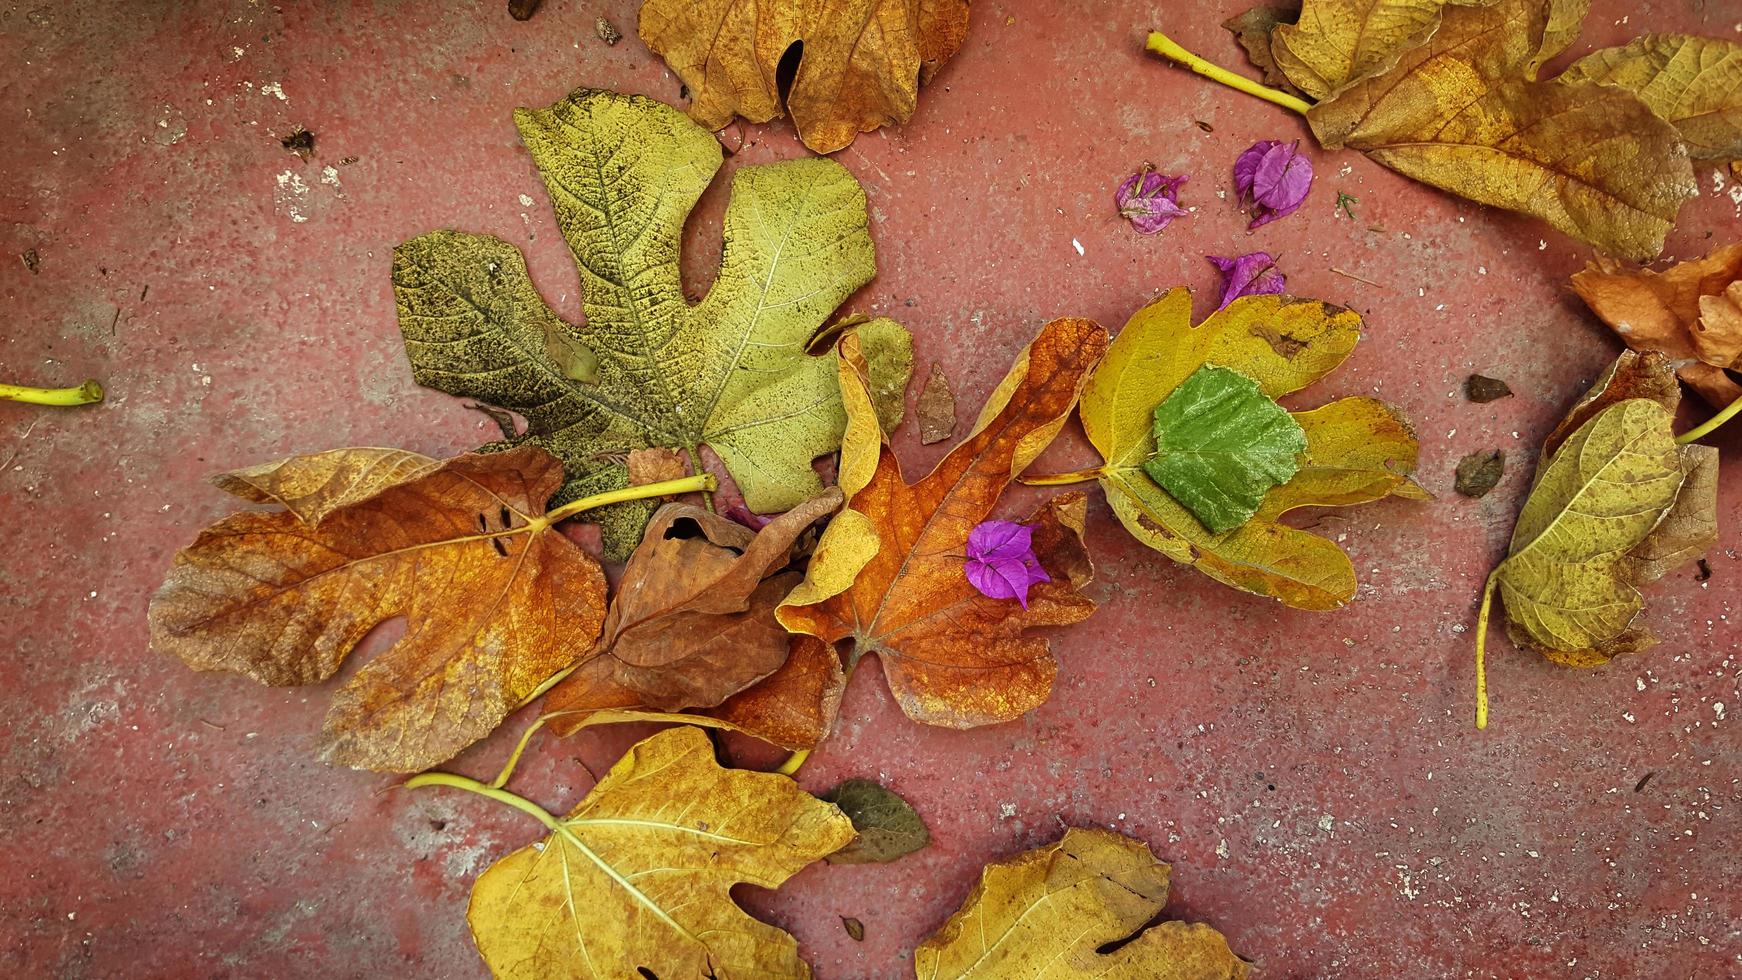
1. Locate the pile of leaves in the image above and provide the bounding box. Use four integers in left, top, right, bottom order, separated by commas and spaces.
1171, 0, 1742, 259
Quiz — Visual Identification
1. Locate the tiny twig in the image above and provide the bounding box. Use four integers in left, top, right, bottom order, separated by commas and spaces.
1330, 267, 1384, 288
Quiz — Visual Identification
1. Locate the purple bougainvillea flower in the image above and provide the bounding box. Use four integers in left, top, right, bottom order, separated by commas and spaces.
1233, 140, 1312, 228
963, 519, 1051, 609
1114, 168, 1189, 235
1208, 252, 1286, 310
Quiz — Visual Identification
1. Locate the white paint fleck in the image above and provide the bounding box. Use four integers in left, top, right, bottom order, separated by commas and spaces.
261, 80, 287, 101
1071, 238, 1084, 256
1215, 839, 1230, 859
518, 193, 535, 207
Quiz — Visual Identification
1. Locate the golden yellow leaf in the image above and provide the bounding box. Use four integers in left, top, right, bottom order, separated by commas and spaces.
914, 827, 1250, 979
778, 319, 1105, 728
149, 446, 609, 772
1475, 352, 1718, 726
638, 0, 972, 153
1307, 0, 1695, 261
1561, 34, 1742, 161
210, 446, 438, 525
1078, 289, 1419, 610
467, 726, 854, 979
1569, 243, 1742, 407
1270, 0, 1474, 101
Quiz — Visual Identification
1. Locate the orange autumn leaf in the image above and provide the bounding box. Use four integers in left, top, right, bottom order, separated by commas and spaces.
1569, 242, 1742, 407
149, 445, 609, 773
638, 0, 971, 153
777, 318, 1107, 728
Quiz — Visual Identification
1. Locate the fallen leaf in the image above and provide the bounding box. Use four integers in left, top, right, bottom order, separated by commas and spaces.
1561, 35, 1742, 161
468, 726, 854, 979
394, 89, 911, 558
639, 0, 972, 153
1541, 350, 1680, 455
548, 491, 840, 718
1144, 364, 1308, 533
778, 318, 1106, 728
1222, 2, 1306, 96
914, 827, 1250, 979
1464, 373, 1513, 403
1569, 243, 1742, 406
842, 916, 866, 942
1233, 140, 1311, 228
210, 446, 438, 525
1078, 289, 1420, 609
625, 447, 690, 488
963, 519, 1051, 608
1270, 0, 1468, 101
1454, 449, 1505, 498
820, 778, 930, 864
1115, 168, 1191, 234
1477, 352, 1718, 727
1208, 252, 1286, 309
149, 446, 607, 772
1305, 0, 1696, 261
917, 362, 957, 444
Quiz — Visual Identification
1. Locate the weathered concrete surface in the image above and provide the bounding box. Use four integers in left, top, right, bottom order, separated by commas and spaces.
2, 0, 1738, 976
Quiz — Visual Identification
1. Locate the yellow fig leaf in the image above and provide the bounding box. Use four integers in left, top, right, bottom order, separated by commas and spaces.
639, 0, 972, 153
394, 89, 910, 558
466, 726, 854, 980
1475, 352, 1719, 727
1270, 0, 1478, 101
914, 827, 1250, 980
1306, 0, 1695, 261
1077, 289, 1419, 610
1561, 34, 1742, 162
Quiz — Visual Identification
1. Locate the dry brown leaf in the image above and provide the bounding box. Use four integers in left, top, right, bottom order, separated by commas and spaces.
917, 361, 957, 444
1569, 243, 1742, 406
149, 446, 607, 772
467, 726, 854, 979
778, 318, 1106, 728
625, 447, 689, 488
1222, 2, 1306, 96
1307, 0, 1695, 261
210, 447, 438, 525
915, 827, 1250, 979
639, 0, 972, 153
1561, 34, 1742, 161
546, 491, 839, 718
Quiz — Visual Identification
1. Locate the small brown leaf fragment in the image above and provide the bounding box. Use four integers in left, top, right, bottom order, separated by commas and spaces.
507, 0, 540, 20
1465, 374, 1512, 403
918, 362, 957, 444
22, 248, 40, 274
595, 17, 622, 45
1222, 3, 1306, 96
841, 916, 865, 942
280, 126, 314, 160
1542, 350, 1680, 456
821, 779, 930, 864
626, 447, 690, 488
1454, 449, 1505, 498
1696, 558, 1712, 582
1570, 245, 1742, 407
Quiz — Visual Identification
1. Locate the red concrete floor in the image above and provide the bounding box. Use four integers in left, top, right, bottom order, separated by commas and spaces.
3, 0, 1740, 977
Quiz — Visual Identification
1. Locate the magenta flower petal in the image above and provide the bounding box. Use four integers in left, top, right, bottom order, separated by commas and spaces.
964, 519, 1051, 608
1208, 252, 1287, 310
1115, 168, 1189, 235
1234, 140, 1312, 229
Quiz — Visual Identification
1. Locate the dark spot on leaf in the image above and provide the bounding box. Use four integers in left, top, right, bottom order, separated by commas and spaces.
477, 513, 488, 532
491, 538, 509, 557
1252, 323, 1307, 359
1465, 374, 1513, 402
636, 968, 659, 980
1634, 771, 1655, 793
500, 505, 512, 528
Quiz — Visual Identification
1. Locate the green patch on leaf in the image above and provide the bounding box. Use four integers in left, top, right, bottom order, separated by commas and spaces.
1143, 364, 1307, 533
392, 89, 910, 558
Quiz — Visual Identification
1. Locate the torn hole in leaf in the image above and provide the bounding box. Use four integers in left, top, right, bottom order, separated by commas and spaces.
327, 615, 409, 687
636, 967, 660, 980
775, 41, 804, 107
1096, 907, 1171, 955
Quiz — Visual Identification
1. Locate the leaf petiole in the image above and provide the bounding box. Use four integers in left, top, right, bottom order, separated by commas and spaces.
0, 379, 104, 406
1473, 568, 1500, 730
404, 770, 564, 834
1675, 392, 1742, 444
1145, 31, 1313, 116
540, 473, 715, 526
1017, 465, 1107, 486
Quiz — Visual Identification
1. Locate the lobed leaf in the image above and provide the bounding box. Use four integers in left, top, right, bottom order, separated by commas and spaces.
1561, 34, 1742, 161
468, 726, 854, 979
